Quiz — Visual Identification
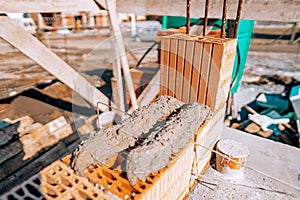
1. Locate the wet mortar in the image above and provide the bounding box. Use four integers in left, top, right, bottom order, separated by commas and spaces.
71, 96, 212, 184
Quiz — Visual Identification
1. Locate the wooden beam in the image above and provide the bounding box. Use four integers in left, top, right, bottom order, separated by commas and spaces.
128, 70, 160, 114
106, 0, 139, 110
0, 16, 111, 111
116, 0, 300, 22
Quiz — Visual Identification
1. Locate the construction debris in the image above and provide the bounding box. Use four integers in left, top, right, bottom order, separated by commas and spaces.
230, 87, 300, 147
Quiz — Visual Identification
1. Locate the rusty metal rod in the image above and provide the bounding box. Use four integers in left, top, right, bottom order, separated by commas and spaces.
203, 0, 210, 36
186, 0, 191, 34
221, 0, 228, 38
234, 0, 243, 38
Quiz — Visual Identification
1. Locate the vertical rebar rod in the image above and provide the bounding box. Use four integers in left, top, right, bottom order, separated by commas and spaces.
233, 0, 243, 38
203, 0, 210, 36
186, 0, 191, 34
221, 0, 228, 38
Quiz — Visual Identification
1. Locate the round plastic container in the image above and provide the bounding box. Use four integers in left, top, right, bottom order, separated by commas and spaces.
216, 139, 249, 178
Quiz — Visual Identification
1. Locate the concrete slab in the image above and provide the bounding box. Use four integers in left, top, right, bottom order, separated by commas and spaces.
222, 127, 300, 187
189, 127, 300, 199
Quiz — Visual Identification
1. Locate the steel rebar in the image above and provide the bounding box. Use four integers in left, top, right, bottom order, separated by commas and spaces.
203, 0, 210, 36
234, 0, 243, 38
221, 0, 228, 38
186, 0, 192, 34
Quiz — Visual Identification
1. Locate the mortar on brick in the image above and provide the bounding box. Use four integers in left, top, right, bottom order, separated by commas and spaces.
71, 96, 184, 175
126, 103, 211, 184
71, 95, 211, 186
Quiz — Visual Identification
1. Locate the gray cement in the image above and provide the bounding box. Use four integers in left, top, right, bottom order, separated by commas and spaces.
126, 103, 211, 184
71, 96, 184, 175
71, 96, 211, 185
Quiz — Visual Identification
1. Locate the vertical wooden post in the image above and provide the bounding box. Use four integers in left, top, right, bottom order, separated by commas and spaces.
131, 14, 136, 37
106, 0, 138, 110
112, 56, 126, 114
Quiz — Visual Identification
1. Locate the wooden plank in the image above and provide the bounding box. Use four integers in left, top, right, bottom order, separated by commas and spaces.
116, 0, 300, 22
130, 70, 160, 113
112, 69, 157, 112
168, 38, 178, 98
174, 39, 186, 100
0, 16, 111, 111
190, 41, 203, 102
160, 38, 170, 96
111, 57, 125, 114
182, 40, 194, 103
0, 0, 99, 13
106, 0, 138, 110
0, 122, 18, 146
0, 140, 22, 165
198, 42, 212, 105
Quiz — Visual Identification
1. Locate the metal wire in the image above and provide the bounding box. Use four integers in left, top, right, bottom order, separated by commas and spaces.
234, 0, 243, 38
96, 101, 132, 117
203, 0, 210, 36
186, 0, 192, 34
221, 0, 228, 38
